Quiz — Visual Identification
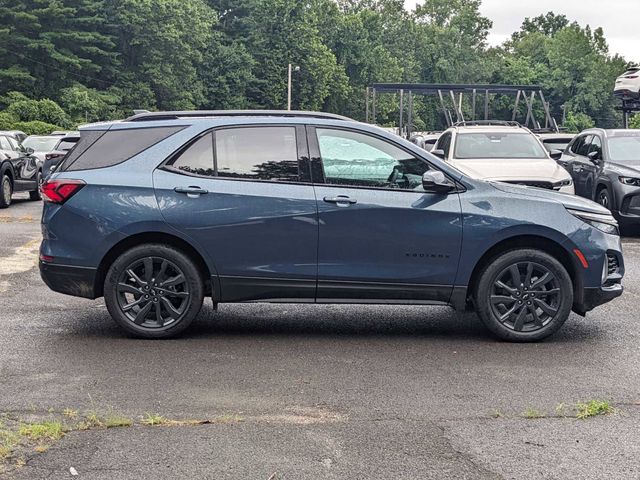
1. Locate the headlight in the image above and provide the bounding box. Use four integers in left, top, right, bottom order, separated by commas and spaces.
566, 208, 619, 235
553, 179, 573, 189
619, 176, 640, 186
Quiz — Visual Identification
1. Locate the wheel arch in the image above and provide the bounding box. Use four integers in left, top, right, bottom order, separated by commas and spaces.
94, 232, 217, 299
466, 234, 582, 310
0, 161, 14, 183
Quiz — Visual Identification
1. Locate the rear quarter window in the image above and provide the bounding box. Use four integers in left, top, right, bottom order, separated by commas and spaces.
61, 126, 184, 172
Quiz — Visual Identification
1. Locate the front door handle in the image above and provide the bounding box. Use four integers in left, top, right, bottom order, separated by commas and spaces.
174, 186, 208, 197
323, 195, 357, 206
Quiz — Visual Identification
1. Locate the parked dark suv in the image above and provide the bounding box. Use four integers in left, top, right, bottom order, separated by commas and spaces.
40, 111, 624, 341
559, 129, 640, 226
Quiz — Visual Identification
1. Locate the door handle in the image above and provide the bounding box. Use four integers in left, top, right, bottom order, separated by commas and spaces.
174, 186, 208, 196
323, 195, 357, 206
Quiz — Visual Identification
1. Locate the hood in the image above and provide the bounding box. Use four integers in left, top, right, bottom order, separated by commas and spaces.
490, 181, 610, 215
450, 158, 570, 182
608, 160, 640, 175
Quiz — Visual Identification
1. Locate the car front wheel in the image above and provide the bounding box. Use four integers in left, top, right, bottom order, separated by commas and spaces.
597, 187, 611, 211
474, 249, 573, 342
104, 244, 204, 338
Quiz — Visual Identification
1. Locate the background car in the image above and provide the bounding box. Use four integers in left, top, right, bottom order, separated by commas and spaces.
39, 110, 622, 342
0, 130, 27, 144
537, 132, 576, 153
558, 129, 640, 226
614, 66, 640, 100
432, 121, 574, 193
22, 132, 80, 177
0, 132, 42, 207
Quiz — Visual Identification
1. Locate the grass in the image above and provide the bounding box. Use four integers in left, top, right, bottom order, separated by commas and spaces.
140, 413, 169, 426
103, 415, 133, 428
523, 408, 546, 419
576, 400, 615, 419
18, 421, 65, 441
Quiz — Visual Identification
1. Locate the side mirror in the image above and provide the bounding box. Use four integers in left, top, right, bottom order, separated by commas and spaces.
422, 171, 455, 194
431, 149, 446, 159
23, 146, 34, 155
588, 151, 602, 165
549, 149, 563, 161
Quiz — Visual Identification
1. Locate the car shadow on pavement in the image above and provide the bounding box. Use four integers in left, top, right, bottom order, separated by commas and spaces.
65, 303, 606, 344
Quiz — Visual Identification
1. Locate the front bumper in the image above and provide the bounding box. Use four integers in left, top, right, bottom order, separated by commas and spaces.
39, 261, 98, 299
575, 284, 623, 314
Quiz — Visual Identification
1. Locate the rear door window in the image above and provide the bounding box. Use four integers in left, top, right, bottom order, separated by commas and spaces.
215, 127, 299, 181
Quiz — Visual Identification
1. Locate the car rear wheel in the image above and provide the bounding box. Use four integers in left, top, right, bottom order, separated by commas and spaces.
0, 174, 12, 208
474, 249, 573, 342
29, 171, 42, 201
104, 244, 204, 338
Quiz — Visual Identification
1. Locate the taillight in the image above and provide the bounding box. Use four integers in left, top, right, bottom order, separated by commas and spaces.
40, 179, 86, 204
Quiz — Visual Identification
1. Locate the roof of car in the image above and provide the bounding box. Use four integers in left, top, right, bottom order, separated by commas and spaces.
537, 133, 576, 139
449, 125, 532, 134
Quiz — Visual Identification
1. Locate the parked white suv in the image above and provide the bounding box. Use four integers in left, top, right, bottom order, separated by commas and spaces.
614, 66, 640, 100
432, 122, 574, 194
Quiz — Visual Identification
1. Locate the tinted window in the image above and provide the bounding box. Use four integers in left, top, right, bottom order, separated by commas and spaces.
57, 138, 79, 151
171, 133, 214, 176
316, 128, 430, 190
588, 136, 602, 158
569, 136, 584, 155
454, 132, 547, 159
215, 127, 299, 181
436, 132, 452, 156
577, 135, 593, 156
63, 126, 184, 172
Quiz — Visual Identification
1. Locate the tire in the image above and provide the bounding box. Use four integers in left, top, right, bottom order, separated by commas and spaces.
104, 244, 204, 339
596, 187, 611, 211
29, 171, 42, 201
474, 249, 573, 342
0, 174, 12, 208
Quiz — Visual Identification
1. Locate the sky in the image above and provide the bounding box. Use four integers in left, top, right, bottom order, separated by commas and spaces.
405, 0, 640, 63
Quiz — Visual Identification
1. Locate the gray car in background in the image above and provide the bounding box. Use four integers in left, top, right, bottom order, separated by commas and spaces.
559, 129, 640, 226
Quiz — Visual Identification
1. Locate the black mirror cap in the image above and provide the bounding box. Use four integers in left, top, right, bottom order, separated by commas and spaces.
431, 148, 446, 159
422, 171, 456, 194
549, 149, 563, 160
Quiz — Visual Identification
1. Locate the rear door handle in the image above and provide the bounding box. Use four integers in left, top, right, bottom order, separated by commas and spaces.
323, 195, 357, 206
174, 186, 208, 196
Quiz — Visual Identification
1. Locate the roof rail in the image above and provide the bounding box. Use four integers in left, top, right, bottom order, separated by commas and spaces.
124, 110, 353, 122
453, 120, 523, 128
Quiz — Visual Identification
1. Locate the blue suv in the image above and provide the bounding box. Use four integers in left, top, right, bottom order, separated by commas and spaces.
39, 111, 624, 341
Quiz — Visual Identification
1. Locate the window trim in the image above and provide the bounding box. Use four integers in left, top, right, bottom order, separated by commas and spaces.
306, 125, 461, 193
162, 124, 312, 185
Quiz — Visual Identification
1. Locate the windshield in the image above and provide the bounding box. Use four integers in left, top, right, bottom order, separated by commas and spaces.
609, 135, 640, 162
454, 132, 548, 159
22, 136, 60, 152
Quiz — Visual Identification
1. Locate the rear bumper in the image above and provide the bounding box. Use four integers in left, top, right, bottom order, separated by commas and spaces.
39, 261, 98, 299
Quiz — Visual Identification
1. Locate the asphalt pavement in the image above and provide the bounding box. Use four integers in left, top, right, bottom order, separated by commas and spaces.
0, 196, 639, 479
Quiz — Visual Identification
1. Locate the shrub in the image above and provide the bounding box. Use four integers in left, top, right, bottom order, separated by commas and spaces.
12, 120, 64, 135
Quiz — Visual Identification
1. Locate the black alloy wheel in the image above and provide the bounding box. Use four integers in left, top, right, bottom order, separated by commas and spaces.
105, 244, 204, 338
490, 262, 560, 333
475, 249, 573, 342
116, 257, 190, 329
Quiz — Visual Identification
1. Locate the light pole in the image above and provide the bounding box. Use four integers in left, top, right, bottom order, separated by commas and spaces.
287, 63, 300, 111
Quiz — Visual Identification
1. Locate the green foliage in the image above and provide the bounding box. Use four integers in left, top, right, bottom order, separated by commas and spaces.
629, 114, 640, 129
11, 121, 65, 136
0, 2, 632, 130
564, 112, 595, 133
